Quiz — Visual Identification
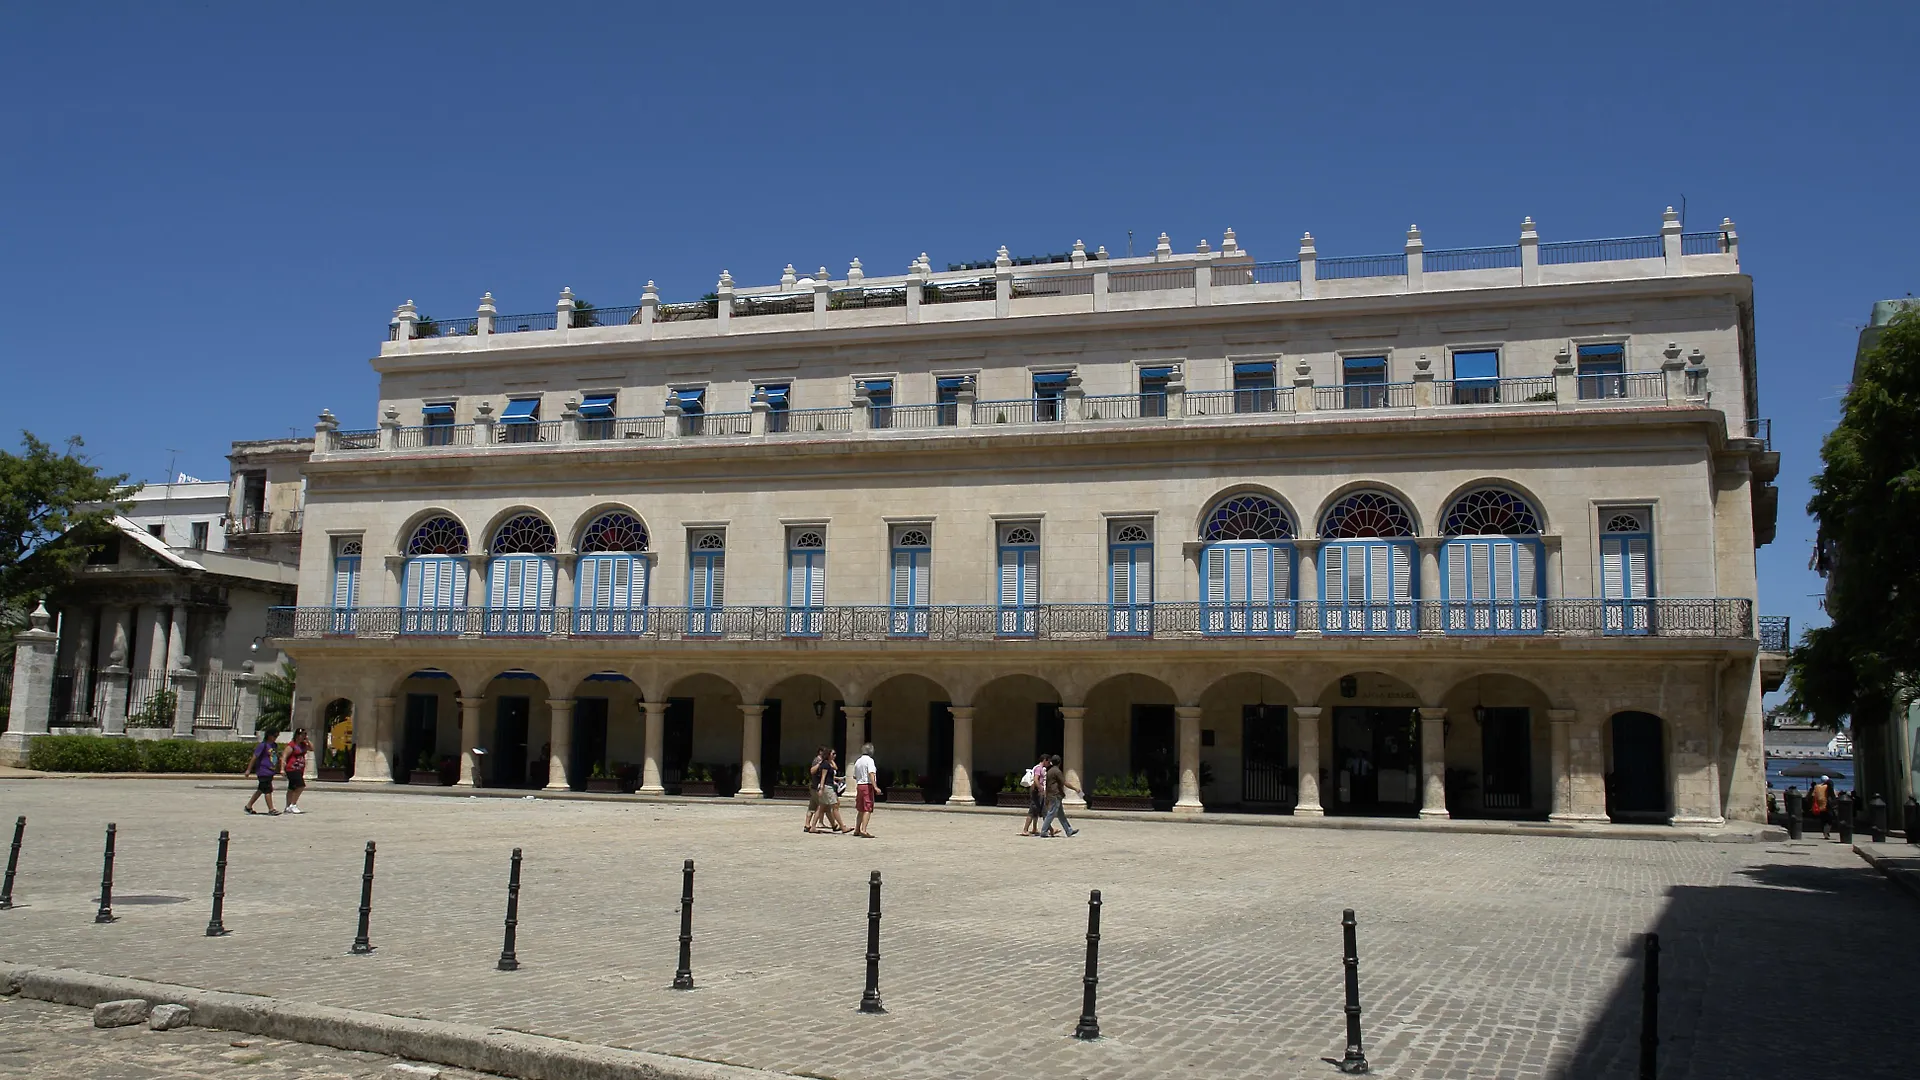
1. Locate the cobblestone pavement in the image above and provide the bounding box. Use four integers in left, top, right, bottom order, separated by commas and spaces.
0, 779, 1911, 1079
0, 995, 494, 1079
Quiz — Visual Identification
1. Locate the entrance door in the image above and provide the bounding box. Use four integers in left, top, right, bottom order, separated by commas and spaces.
1130, 705, 1177, 810
403, 693, 438, 782
760, 699, 781, 790
1034, 703, 1064, 760
832, 701, 848, 769
572, 697, 608, 791
493, 696, 530, 787
664, 697, 694, 791
1242, 705, 1294, 808
1610, 711, 1667, 820
926, 702, 953, 802
1332, 707, 1420, 814
1479, 708, 1532, 812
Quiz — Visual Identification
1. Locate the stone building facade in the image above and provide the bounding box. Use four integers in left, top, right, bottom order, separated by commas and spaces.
271, 210, 1777, 824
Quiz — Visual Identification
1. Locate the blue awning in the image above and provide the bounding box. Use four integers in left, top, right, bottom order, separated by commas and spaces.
1342, 356, 1387, 369
1232, 361, 1275, 375
860, 379, 892, 393
675, 388, 705, 407
579, 393, 616, 418
422, 402, 455, 418
758, 384, 790, 405
502, 398, 540, 422
1032, 372, 1071, 386
1141, 366, 1174, 379
936, 376, 970, 389
1578, 342, 1625, 357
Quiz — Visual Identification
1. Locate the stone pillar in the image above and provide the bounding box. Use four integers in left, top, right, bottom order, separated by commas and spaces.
169, 669, 199, 738
557, 286, 576, 330
166, 606, 190, 671
1412, 354, 1435, 408
1660, 206, 1682, 273
1174, 705, 1204, 814
721, 270, 739, 332
1417, 538, 1443, 635
1405, 224, 1423, 291
955, 386, 975, 429
639, 280, 658, 336
1662, 342, 1688, 407
457, 696, 483, 787
0, 603, 58, 762
393, 300, 418, 340
104, 606, 132, 669
135, 606, 165, 671
946, 705, 975, 806
993, 246, 1012, 318
546, 698, 573, 791
1547, 708, 1576, 821
233, 669, 261, 740
1418, 707, 1449, 819
1552, 348, 1576, 407
844, 704, 870, 749
1292, 358, 1316, 414
1298, 233, 1317, 299
1293, 706, 1324, 815
356, 696, 394, 782
905, 259, 924, 323
1060, 705, 1086, 808
1295, 541, 1322, 636
1193, 246, 1211, 306
476, 292, 495, 337
300, 697, 321, 778
736, 702, 765, 798
1543, 536, 1564, 602
1519, 217, 1539, 286
97, 666, 130, 735
1565, 706, 1609, 821
640, 700, 667, 794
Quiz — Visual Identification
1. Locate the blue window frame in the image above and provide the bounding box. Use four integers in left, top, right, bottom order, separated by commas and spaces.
758, 383, 791, 433
1139, 366, 1173, 418
863, 379, 893, 429
1319, 541, 1415, 633
998, 523, 1041, 636
674, 388, 706, 435
889, 526, 931, 637
579, 393, 616, 439
1342, 356, 1388, 409
485, 513, 557, 634
575, 554, 649, 634
422, 402, 456, 446
1200, 493, 1297, 634
401, 516, 469, 634
687, 529, 725, 635
1450, 349, 1500, 405
502, 397, 541, 444
1442, 539, 1541, 633
1232, 361, 1276, 413
1032, 372, 1071, 422
935, 376, 968, 426
1108, 522, 1154, 636
1600, 509, 1654, 635
786, 529, 826, 636
330, 538, 361, 634
1578, 343, 1627, 400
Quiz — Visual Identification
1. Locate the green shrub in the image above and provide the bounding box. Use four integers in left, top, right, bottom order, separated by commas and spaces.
28, 735, 256, 774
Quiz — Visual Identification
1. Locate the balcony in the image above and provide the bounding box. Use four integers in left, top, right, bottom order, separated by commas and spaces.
268, 598, 1754, 643
226, 509, 304, 535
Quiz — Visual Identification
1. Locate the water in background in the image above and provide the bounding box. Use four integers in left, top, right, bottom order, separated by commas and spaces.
1766, 757, 1854, 791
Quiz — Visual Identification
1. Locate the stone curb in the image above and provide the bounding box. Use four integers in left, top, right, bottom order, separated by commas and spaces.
1853, 842, 1920, 905
0, 963, 783, 1080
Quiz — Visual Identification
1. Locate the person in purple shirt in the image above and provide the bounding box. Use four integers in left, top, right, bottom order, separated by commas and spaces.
243, 730, 281, 816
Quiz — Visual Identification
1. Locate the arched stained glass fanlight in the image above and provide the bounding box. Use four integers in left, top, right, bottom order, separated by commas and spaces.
1442, 488, 1542, 537
490, 513, 557, 554
1320, 490, 1414, 538
1202, 494, 1295, 541
579, 511, 649, 552
405, 515, 468, 555
337, 538, 363, 557
1114, 523, 1150, 544
1605, 511, 1648, 533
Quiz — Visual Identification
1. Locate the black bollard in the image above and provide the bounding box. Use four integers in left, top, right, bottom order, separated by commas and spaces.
859, 870, 885, 1014
205, 831, 231, 937
1905, 797, 1919, 846
1784, 787, 1802, 840
0, 815, 23, 910
1639, 933, 1659, 1080
94, 823, 117, 924
671, 859, 694, 990
350, 841, 376, 954
1073, 889, 1102, 1040
497, 847, 523, 971
1337, 909, 1368, 1074
1838, 793, 1855, 844
1870, 795, 1888, 843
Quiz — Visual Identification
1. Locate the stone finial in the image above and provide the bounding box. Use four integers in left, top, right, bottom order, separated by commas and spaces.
816, 266, 830, 283
1414, 353, 1432, 371
1663, 342, 1683, 365
848, 257, 864, 283
476, 400, 495, 417
559, 286, 574, 302
919, 252, 931, 274
28, 601, 50, 632
478, 292, 496, 314
1406, 224, 1423, 245
1688, 348, 1706, 366
396, 299, 417, 318
1299, 232, 1316, 256
642, 280, 658, 302
1095, 245, 1108, 259
1155, 232, 1172, 256
1663, 206, 1680, 225
1295, 358, 1313, 378
994, 246, 1011, 269
1221, 228, 1238, 255
781, 264, 797, 288
1720, 217, 1736, 233
1553, 347, 1574, 372
1195, 238, 1210, 253
1071, 239, 1086, 267
319, 408, 338, 425
1520, 216, 1538, 240
383, 404, 399, 421
718, 270, 734, 290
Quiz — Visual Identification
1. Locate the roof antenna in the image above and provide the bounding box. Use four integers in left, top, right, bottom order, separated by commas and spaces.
1680, 194, 1687, 228
1127, 230, 1134, 258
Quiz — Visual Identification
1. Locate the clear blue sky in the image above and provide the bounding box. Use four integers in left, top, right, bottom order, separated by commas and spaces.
3, 4, 1914, 673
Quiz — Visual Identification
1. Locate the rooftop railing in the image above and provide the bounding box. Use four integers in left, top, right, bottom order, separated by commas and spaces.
1012, 273, 1094, 297
774, 407, 854, 434
1432, 375, 1558, 406
1424, 245, 1522, 272
1318, 254, 1407, 280
1539, 235, 1662, 265
494, 310, 558, 334
1315, 382, 1416, 410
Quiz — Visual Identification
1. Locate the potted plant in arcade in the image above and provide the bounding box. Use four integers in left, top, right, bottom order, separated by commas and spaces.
770, 764, 812, 800
678, 762, 718, 797
408, 752, 441, 787
1087, 774, 1155, 811
885, 768, 926, 803
585, 760, 623, 794
317, 748, 352, 783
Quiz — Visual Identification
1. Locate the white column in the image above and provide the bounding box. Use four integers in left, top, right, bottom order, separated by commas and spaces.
844, 704, 869, 750
166, 605, 189, 670
641, 700, 667, 794
947, 705, 975, 805
1418, 707, 1449, 819
1174, 705, 1203, 814
546, 698, 573, 791
1293, 705, 1324, 815
356, 697, 394, 782
1060, 705, 1086, 808
1417, 538, 1443, 634
1547, 708, 1574, 821
736, 702, 765, 798
457, 695, 483, 787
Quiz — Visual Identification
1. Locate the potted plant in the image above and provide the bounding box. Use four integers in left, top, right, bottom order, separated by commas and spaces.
678, 762, 718, 797
771, 763, 812, 800
973, 769, 1005, 807
886, 768, 925, 804
408, 751, 441, 787
586, 759, 623, 794
318, 747, 352, 783
1088, 774, 1155, 811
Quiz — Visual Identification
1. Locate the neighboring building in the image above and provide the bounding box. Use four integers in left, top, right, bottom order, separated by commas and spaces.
123, 476, 230, 554
225, 437, 311, 565
273, 209, 1777, 826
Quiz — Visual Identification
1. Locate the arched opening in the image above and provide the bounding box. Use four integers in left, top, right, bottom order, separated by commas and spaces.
1607, 711, 1669, 822
1438, 674, 1554, 818
400, 515, 471, 636
1083, 673, 1180, 810
1198, 493, 1298, 635
864, 673, 952, 802
1316, 670, 1421, 816
972, 674, 1063, 803
1317, 490, 1417, 634
1440, 488, 1545, 634
394, 668, 459, 784
480, 670, 552, 788
566, 672, 642, 792
663, 672, 742, 795
575, 511, 651, 635
486, 513, 558, 635
319, 698, 355, 781
760, 674, 849, 798
1198, 672, 1295, 811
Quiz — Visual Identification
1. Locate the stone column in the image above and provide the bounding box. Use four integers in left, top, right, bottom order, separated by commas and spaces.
640, 700, 667, 794
545, 698, 573, 792
736, 702, 765, 798
1293, 706, 1324, 815
457, 696, 484, 787
1295, 541, 1322, 636
138, 606, 166, 672
1060, 705, 1087, 807
169, 669, 199, 738
356, 697, 394, 782
0, 603, 58, 763
165, 605, 189, 672
843, 704, 870, 750
104, 606, 132, 669
97, 666, 130, 735
1417, 538, 1443, 634
233, 669, 261, 740
1547, 708, 1575, 821
1418, 707, 1449, 819
300, 696, 321, 778
947, 705, 976, 806
1565, 706, 1609, 821
1174, 705, 1204, 814
1519, 217, 1539, 286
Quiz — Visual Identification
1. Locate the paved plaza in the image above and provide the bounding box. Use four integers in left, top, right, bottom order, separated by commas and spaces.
0, 779, 1912, 1079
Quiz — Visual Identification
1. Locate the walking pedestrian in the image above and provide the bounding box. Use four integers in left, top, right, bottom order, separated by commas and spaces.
852, 742, 882, 838
818, 748, 848, 834
1037, 754, 1079, 838
1810, 775, 1834, 839
1019, 755, 1048, 836
243, 730, 280, 816
283, 728, 312, 814
804, 746, 827, 833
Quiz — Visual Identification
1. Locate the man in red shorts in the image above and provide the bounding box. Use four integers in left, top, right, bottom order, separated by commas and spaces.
851, 742, 882, 838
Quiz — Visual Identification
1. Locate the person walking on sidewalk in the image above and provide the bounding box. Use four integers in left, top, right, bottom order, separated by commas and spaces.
1020, 755, 1048, 836
804, 746, 828, 833
1037, 754, 1079, 838
852, 743, 882, 838
1810, 775, 1834, 839
243, 730, 280, 816
283, 728, 313, 814
817, 748, 848, 834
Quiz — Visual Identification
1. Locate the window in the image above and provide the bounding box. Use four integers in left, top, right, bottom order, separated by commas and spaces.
1600, 508, 1653, 635
330, 538, 362, 634
190, 521, 209, 549
147, 523, 167, 541
1139, 367, 1173, 418
758, 384, 791, 433
422, 402, 456, 446
401, 515, 470, 634
1441, 489, 1543, 633
935, 376, 969, 426
576, 512, 650, 634
1109, 520, 1154, 635
786, 528, 826, 636
487, 513, 558, 634
1577, 343, 1626, 400
673, 388, 706, 435
862, 379, 893, 429
1342, 356, 1388, 409
1450, 349, 1500, 405
889, 526, 931, 637
1200, 494, 1296, 635
687, 529, 726, 634
501, 397, 541, 444
1032, 373, 1070, 422
578, 393, 616, 440
1232, 361, 1276, 414
1318, 490, 1416, 633
998, 522, 1040, 635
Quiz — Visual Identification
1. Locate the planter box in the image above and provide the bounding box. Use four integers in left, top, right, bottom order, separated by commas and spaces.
585, 778, 623, 793
677, 781, 719, 797
317, 767, 350, 783
1087, 795, 1155, 811
408, 770, 444, 787
770, 785, 812, 800
886, 788, 928, 804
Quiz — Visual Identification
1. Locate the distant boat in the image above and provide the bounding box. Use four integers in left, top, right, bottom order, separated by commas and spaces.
1827, 732, 1854, 758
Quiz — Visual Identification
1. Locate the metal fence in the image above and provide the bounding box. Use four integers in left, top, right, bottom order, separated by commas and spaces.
973, 398, 1053, 425
407, 316, 481, 339
830, 287, 909, 310
735, 294, 811, 318
1079, 394, 1143, 421
685, 412, 753, 437
1576, 371, 1666, 401
332, 428, 380, 451
606, 415, 667, 440
1680, 231, 1727, 256
657, 300, 718, 322
394, 424, 476, 449
1759, 614, 1790, 652
1012, 274, 1094, 297
228, 509, 304, 535
494, 310, 558, 333
1539, 235, 1662, 265
495, 420, 565, 445
572, 305, 640, 327
882, 403, 944, 429
1315, 382, 1415, 410
1746, 417, 1772, 448
1316, 254, 1407, 280
1109, 268, 1195, 293
1433, 376, 1558, 406
922, 279, 994, 305
1424, 245, 1522, 272
775, 407, 855, 434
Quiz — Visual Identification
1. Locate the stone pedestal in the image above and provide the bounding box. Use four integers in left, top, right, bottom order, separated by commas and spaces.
169, 670, 199, 738
0, 604, 57, 765
355, 697, 393, 782
457, 696, 483, 786
96, 667, 131, 736
233, 670, 261, 740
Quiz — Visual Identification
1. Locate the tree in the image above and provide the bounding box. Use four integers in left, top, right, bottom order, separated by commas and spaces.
1790, 308, 1920, 727
0, 432, 131, 630
257, 660, 294, 735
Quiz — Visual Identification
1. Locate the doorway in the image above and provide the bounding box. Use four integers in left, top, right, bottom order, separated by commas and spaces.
1035, 703, 1064, 760
402, 693, 438, 782
572, 697, 609, 791
760, 699, 781, 791
493, 696, 530, 787
1242, 704, 1294, 809
1331, 706, 1420, 815
664, 697, 694, 791
1479, 707, 1532, 812
1609, 711, 1667, 820
1130, 704, 1177, 810
926, 702, 953, 802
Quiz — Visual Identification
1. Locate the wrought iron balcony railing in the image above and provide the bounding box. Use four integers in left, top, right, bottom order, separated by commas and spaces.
1758, 614, 1790, 652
